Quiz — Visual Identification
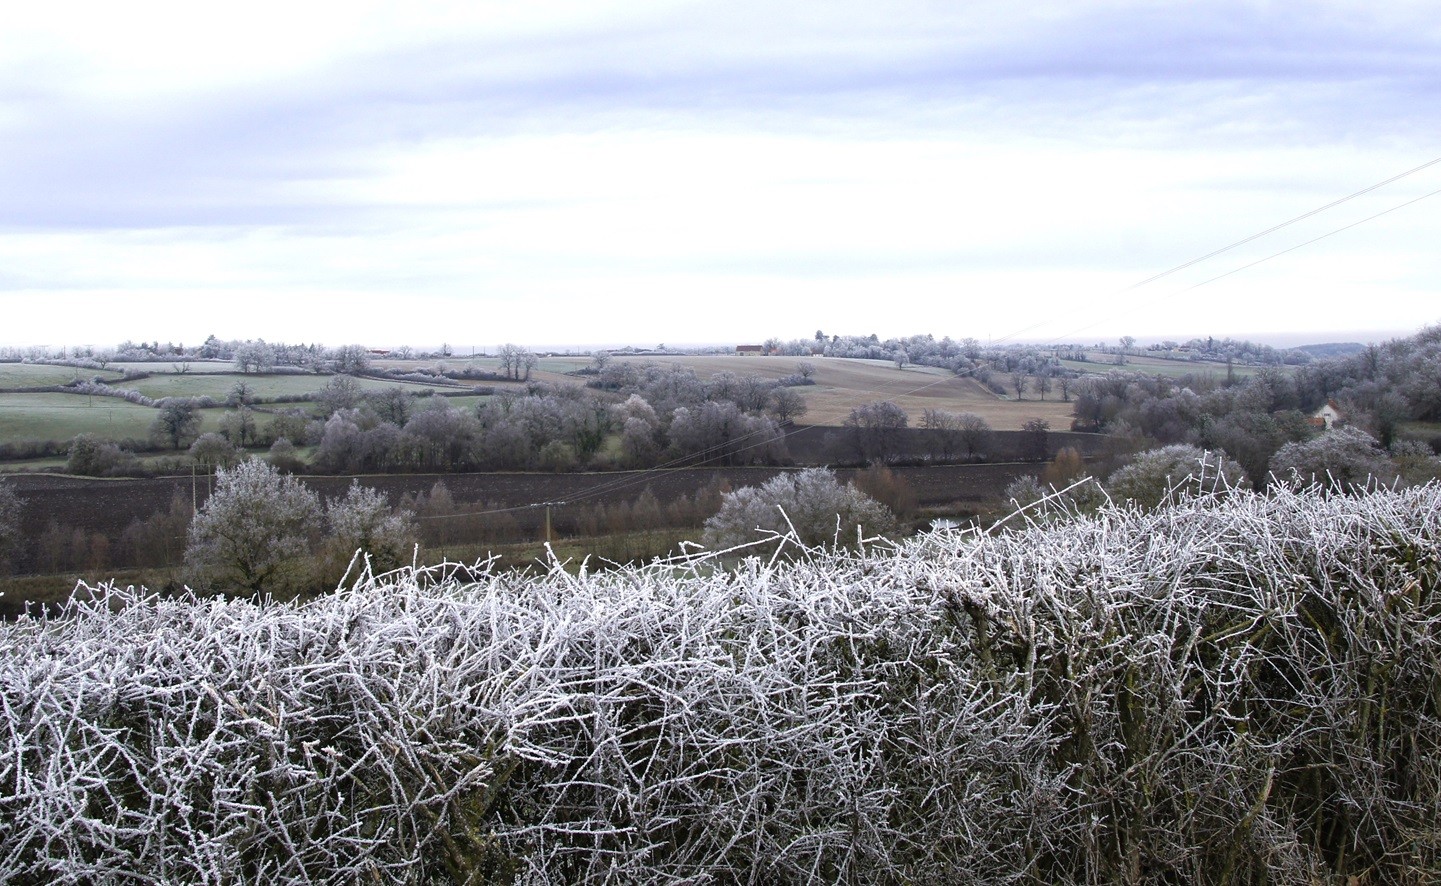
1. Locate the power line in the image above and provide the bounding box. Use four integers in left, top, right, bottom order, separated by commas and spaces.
1128, 154, 1441, 291
1044, 155, 1441, 346
1184, 184, 1441, 291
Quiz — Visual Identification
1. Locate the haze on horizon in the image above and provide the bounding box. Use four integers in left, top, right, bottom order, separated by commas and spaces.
2, 1, 1439, 351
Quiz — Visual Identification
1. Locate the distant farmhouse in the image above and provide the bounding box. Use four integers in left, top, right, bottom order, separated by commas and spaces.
1311, 400, 1345, 430
736, 345, 766, 356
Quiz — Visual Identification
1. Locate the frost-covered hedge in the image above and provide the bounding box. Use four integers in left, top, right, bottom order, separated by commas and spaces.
2, 486, 1439, 883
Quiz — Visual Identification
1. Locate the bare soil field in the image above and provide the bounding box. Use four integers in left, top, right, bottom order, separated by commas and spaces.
7, 464, 1034, 545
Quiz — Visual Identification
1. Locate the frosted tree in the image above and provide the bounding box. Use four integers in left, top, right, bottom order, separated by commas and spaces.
1269, 427, 1397, 491
323, 481, 416, 585
1107, 444, 1248, 508
184, 459, 323, 596
701, 468, 896, 554
188, 432, 242, 470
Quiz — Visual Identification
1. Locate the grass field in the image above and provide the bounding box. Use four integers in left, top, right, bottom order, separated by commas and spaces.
119, 372, 451, 401
0, 456, 68, 473
0, 364, 125, 389
0, 392, 242, 446
1058, 353, 1267, 380
0, 353, 1078, 450
0, 393, 162, 441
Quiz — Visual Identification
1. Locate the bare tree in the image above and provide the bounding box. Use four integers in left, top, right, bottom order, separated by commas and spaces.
217, 409, 257, 448
233, 340, 276, 374
188, 433, 242, 470
1035, 373, 1052, 401
497, 343, 536, 381
227, 380, 255, 407
843, 400, 909, 464
767, 387, 807, 425
701, 467, 896, 554
322, 481, 416, 585
956, 412, 993, 461
1021, 417, 1050, 462
330, 344, 372, 375
316, 375, 363, 418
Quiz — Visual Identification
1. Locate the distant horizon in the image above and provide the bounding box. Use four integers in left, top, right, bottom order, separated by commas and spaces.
0, 325, 1424, 356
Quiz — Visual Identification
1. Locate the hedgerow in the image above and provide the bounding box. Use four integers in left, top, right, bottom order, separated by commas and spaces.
1, 484, 1438, 883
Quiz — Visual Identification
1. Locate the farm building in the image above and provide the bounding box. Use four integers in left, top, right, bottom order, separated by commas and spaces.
1311, 400, 1345, 430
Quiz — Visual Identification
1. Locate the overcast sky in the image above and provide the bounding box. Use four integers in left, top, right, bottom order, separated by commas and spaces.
2, 0, 1438, 351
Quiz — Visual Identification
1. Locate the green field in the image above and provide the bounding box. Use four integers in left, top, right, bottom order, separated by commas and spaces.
119, 372, 451, 401
0, 456, 68, 473
0, 364, 125, 389
106, 360, 233, 374
432, 395, 490, 412
0, 393, 162, 441
0, 391, 246, 445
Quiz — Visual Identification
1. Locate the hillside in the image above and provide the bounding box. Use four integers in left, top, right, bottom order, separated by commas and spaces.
3, 484, 1438, 883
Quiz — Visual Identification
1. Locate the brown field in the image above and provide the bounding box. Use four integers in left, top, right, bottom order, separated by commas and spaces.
5, 463, 1034, 546
465, 354, 1077, 431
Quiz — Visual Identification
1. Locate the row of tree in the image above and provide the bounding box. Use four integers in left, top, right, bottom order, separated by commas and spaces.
183, 461, 415, 596
1010, 427, 1441, 521
1067, 326, 1441, 490
299, 365, 809, 475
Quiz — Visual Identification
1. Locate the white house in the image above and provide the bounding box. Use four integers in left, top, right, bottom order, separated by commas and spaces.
1311, 400, 1345, 430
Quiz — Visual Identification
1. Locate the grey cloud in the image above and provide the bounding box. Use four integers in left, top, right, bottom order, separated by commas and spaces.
1, 1, 1435, 232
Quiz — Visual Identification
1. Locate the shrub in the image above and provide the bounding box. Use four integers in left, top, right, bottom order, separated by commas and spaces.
266, 437, 305, 474
701, 467, 896, 554
3, 486, 1440, 882
1269, 426, 1397, 491
851, 463, 917, 518
321, 481, 416, 586
1106, 444, 1248, 508
183, 459, 322, 596
188, 432, 242, 470
65, 434, 132, 477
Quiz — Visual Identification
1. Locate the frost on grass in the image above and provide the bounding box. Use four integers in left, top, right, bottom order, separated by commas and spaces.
2, 485, 1440, 883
